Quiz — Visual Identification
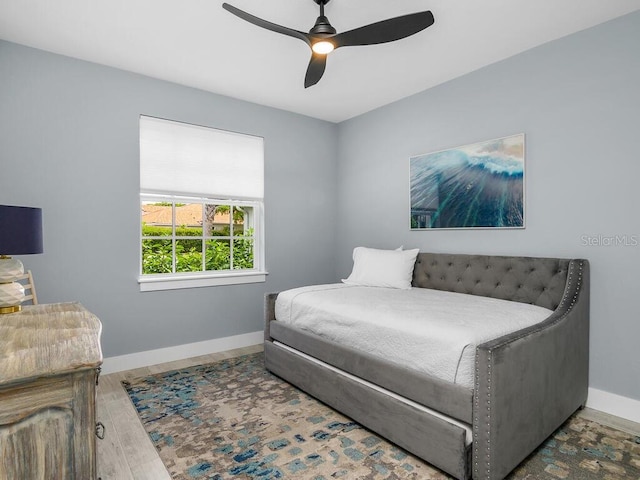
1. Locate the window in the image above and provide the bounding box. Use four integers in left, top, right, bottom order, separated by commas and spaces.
139, 116, 265, 291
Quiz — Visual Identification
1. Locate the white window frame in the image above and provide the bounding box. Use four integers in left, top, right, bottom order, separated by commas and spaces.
138, 116, 266, 291
139, 194, 266, 291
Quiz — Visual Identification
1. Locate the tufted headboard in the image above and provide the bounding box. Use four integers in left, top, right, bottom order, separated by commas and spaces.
412, 252, 575, 311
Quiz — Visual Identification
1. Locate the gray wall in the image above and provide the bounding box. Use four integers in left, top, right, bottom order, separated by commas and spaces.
337, 11, 640, 401
0, 40, 339, 357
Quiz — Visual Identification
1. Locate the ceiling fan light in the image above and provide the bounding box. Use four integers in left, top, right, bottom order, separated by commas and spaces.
312, 40, 335, 54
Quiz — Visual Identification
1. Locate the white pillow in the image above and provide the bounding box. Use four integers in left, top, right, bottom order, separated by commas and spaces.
342, 247, 420, 289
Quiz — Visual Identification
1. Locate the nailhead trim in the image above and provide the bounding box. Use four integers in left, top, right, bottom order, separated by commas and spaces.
473, 260, 585, 480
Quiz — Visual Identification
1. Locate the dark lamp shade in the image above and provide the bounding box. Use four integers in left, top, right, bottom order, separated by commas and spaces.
0, 205, 44, 255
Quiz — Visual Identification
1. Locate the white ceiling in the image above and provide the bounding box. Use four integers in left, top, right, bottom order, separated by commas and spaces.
1, 0, 639, 123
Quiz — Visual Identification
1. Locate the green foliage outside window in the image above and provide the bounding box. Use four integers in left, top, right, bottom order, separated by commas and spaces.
142, 229, 255, 274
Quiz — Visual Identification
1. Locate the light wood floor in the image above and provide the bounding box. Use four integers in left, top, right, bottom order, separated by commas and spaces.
96, 344, 640, 480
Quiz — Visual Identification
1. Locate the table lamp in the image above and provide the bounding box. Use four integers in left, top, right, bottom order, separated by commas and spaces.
0, 205, 43, 313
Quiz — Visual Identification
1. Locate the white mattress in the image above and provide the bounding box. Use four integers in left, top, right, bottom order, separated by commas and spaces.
275, 284, 553, 388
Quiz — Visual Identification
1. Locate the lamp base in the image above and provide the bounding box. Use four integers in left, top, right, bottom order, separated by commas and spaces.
0, 256, 24, 282
0, 304, 21, 314
0, 257, 26, 314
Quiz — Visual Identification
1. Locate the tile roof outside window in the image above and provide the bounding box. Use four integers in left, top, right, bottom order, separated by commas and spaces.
141, 204, 233, 228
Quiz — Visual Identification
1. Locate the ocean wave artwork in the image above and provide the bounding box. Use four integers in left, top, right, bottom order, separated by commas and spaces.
410, 134, 525, 229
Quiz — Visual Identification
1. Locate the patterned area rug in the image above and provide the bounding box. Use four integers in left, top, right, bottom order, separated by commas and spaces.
123, 353, 640, 479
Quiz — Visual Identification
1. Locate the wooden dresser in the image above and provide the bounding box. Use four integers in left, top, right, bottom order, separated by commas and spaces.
0, 303, 103, 480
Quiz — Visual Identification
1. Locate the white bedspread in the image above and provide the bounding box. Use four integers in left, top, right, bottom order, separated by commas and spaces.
275, 284, 553, 388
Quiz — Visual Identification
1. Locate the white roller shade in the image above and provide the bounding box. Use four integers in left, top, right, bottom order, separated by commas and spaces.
140, 116, 264, 199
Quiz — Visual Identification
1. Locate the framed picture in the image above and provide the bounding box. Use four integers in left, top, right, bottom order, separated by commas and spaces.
410, 133, 525, 230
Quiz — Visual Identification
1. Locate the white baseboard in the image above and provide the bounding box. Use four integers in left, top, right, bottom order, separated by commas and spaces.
101, 330, 263, 375
587, 387, 640, 424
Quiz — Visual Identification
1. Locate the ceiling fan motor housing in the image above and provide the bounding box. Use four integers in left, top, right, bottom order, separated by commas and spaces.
310, 15, 337, 35
310, 0, 336, 35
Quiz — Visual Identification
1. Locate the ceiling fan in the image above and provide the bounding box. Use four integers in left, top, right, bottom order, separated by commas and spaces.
222, 0, 435, 88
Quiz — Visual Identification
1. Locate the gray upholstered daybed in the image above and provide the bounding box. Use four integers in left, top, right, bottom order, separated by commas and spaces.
264, 252, 589, 480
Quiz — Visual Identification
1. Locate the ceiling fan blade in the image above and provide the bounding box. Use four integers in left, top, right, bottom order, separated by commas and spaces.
333, 11, 434, 48
222, 3, 311, 47
304, 53, 327, 88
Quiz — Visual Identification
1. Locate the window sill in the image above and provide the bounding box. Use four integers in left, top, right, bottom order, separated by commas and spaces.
138, 271, 268, 292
